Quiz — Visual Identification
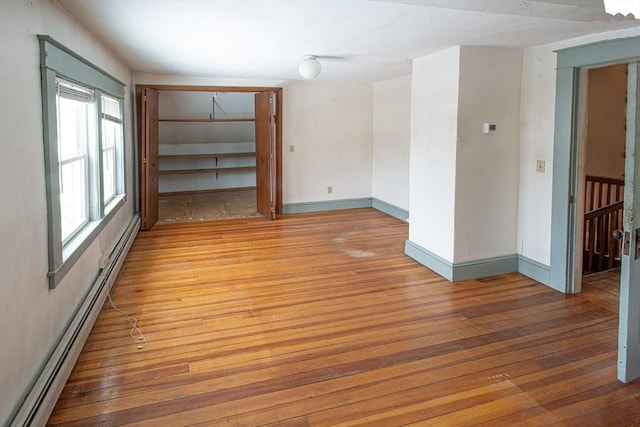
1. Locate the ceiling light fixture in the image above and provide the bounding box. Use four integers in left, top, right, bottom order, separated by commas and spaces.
299, 55, 321, 79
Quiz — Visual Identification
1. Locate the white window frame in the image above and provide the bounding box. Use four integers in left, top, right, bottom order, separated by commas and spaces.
101, 94, 123, 206
39, 36, 127, 289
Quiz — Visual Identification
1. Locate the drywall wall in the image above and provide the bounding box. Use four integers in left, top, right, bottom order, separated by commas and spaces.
134, 75, 374, 206
408, 46, 522, 266
0, 0, 135, 423
283, 81, 373, 203
372, 75, 411, 212
454, 46, 523, 262
586, 63, 627, 180
408, 46, 461, 261
518, 27, 640, 267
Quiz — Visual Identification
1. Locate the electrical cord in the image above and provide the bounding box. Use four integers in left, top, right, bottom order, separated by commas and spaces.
107, 292, 148, 350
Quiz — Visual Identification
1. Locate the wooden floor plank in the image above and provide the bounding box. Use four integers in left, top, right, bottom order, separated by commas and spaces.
48, 209, 640, 425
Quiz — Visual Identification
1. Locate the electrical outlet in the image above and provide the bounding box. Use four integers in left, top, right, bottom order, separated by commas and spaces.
536, 160, 546, 173
98, 255, 110, 269
327, 186, 333, 194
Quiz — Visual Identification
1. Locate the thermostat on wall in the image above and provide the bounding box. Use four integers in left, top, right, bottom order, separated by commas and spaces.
482, 122, 497, 134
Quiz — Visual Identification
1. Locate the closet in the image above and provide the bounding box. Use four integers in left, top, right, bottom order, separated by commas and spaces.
137, 86, 282, 230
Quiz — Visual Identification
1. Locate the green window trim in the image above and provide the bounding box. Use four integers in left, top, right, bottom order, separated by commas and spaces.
39, 35, 127, 289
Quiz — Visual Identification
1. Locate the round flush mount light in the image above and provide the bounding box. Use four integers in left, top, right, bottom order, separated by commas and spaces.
299, 55, 321, 79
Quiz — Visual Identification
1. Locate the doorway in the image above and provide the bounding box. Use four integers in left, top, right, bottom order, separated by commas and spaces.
550, 36, 640, 383
579, 64, 627, 303
136, 85, 283, 230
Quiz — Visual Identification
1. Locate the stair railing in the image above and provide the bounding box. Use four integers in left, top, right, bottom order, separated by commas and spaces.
584, 200, 624, 273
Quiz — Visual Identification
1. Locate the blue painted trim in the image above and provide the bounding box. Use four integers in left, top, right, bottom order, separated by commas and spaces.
550, 67, 578, 293
556, 36, 640, 70
551, 36, 640, 294
405, 240, 453, 280
283, 198, 372, 214
405, 239, 518, 281
517, 255, 551, 287
451, 255, 518, 281
38, 35, 126, 97
372, 198, 409, 222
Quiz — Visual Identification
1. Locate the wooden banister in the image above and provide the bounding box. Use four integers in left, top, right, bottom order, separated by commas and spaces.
583, 200, 624, 274
585, 175, 624, 212
585, 200, 624, 221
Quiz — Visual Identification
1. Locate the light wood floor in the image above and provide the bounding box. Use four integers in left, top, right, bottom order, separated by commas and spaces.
48, 209, 640, 426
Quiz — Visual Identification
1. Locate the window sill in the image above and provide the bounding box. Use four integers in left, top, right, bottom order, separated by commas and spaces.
49, 194, 126, 289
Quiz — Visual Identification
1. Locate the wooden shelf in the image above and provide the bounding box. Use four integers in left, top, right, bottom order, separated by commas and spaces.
159, 166, 256, 176
159, 118, 254, 123
159, 152, 255, 160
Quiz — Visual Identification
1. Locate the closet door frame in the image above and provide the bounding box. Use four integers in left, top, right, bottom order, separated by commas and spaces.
135, 84, 283, 224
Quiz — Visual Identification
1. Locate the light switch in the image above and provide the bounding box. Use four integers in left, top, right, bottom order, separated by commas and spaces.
536, 160, 546, 173
289, 145, 295, 152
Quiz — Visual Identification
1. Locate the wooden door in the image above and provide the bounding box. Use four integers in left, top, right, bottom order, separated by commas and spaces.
139, 87, 159, 230
255, 91, 276, 220
618, 62, 640, 383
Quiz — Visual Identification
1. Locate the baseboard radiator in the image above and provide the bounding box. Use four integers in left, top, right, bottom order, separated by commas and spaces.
9, 215, 140, 427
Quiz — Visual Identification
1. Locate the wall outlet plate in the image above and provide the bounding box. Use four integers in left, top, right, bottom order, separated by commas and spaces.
98, 255, 110, 269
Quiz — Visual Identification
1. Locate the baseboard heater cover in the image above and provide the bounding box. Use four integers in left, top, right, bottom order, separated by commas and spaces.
9, 214, 140, 427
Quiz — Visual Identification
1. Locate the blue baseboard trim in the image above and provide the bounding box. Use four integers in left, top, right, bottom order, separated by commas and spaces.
372, 198, 409, 222
405, 239, 519, 281
283, 197, 372, 214
452, 254, 518, 281
517, 255, 551, 286
405, 240, 454, 280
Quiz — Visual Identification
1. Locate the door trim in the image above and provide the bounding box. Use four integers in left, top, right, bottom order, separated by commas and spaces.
135, 85, 283, 217
550, 36, 640, 293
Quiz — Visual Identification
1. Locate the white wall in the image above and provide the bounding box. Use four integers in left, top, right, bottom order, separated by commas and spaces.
409, 47, 461, 261
0, 0, 135, 423
283, 81, 373, 203
454, 47, 523, 262
518, 27, 640, 266
135, 74, 375, 205
372, 75, 411, 211
409, 46, 522, 265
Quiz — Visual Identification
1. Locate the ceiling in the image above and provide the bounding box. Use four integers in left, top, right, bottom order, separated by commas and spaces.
57, 0, 640, 83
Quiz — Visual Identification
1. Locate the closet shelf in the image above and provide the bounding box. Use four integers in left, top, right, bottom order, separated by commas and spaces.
159, 166, 256, 176
159, 118, 255, 123
160, 152, 256, 160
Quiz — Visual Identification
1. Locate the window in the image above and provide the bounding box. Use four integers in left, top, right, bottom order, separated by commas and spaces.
56, 78, 92, 242
39, 36, 126, 288
101, 94, 122, 205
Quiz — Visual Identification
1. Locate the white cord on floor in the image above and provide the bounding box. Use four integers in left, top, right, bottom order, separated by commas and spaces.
107, 292, 148, 350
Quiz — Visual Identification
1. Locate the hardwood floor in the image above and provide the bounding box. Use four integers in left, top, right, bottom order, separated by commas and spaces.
48, 209, 640, 426
582, 268, 621, 313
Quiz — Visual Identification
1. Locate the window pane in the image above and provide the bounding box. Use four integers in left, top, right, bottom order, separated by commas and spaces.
60, 157, 88, 241
57, 97, 88, 161
101, 119, 120, 204
57, 81, 91, 241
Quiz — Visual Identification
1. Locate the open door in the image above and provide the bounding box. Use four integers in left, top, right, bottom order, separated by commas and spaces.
255, 91, 276, 220
618, 62, 640, 383
139, 87, 159, 230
